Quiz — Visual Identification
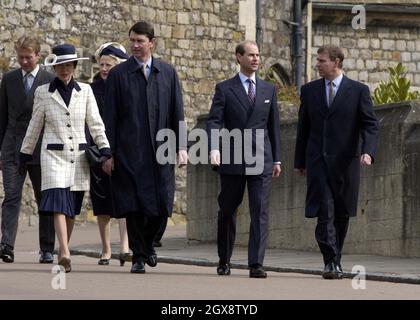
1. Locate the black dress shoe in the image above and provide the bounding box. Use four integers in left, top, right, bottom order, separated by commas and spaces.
153, 241, 162, 248
322, 262, 339, 279
39, 251, 54, 264
146, 254, 157, 267
217, 264, 231, 275
0, 243, 14, 263
335, 263, 344, 279
131, 261, 145, 273
249, 266, 267, 278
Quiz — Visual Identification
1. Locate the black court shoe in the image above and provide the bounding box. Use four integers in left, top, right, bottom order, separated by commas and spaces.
119, 252, 132, 266
98, 258, 110, 265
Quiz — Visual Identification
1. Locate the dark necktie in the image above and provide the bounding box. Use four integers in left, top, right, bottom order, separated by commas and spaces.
328, 81, 335, 107
23, 73, 32, 94
246, 79, 255, 105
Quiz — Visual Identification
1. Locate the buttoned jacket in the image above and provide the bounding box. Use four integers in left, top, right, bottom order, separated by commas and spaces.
21, 81, 110, 191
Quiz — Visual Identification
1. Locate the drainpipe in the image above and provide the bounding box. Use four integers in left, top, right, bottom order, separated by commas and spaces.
256, 0, 262, 47
293, 0, 303, 93
306, 0, 313, 83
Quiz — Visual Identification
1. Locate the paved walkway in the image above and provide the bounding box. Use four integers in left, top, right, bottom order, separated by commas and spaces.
59, 222, 420, 285
5, 220, 420, 285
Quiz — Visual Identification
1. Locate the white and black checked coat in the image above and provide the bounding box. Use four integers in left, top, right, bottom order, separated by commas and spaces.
21, 81, 110, 191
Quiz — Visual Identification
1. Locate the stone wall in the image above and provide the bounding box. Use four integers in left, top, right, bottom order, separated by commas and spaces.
0, 0, 242, 220
0, 0, 294, 222
311, 23, 420, 91
187, 101, 420, 258
259, 0, 292, 77
5, 0, 420, 230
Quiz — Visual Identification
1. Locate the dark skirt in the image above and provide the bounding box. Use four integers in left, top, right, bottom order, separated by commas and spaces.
89, 166, 115, 217
39, 188, 84, 219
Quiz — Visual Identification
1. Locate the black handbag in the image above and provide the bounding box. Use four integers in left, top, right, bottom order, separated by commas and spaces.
85, 145, 102, 167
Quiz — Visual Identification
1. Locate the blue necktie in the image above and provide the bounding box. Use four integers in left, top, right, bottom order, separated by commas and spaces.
23, 73, 32, 94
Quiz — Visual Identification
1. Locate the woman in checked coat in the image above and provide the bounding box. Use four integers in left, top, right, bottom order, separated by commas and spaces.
20, 44, 111, 272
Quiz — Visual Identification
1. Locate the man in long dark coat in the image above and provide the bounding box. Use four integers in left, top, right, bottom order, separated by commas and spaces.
103, 21, 187, 274
294, 45, 379, 279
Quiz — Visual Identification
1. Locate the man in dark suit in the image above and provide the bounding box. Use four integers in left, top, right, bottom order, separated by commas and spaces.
103, 21, 188, 274
0, 36, 55, 263
294, 45, 379, 279
206, 40, 281, 278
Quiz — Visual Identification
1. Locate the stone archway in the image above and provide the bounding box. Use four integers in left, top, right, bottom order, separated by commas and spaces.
270, 62, 292, 87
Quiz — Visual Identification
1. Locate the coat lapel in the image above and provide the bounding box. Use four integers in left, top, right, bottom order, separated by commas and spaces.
13, 70, 26, 96
313, 79, 329, 118
30, 70, 44, 95
146, 57, 160, 153
230, 74, 252, 114
246, 77, 267, 124
320, 79, 328, 109
328, 75, 351, 117
67, 88, 80, 110
50, 90, 68, 111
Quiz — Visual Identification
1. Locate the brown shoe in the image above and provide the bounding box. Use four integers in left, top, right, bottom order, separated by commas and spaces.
58, 257, 72, 273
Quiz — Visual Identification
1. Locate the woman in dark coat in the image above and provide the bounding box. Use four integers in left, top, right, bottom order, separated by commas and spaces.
90, 43, 131, 266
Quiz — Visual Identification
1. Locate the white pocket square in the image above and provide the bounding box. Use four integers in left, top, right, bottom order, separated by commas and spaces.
264, 99, 270, 103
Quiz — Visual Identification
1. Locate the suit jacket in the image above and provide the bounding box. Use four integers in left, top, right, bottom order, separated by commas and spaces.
206, 74, 281, 175
20, 81, 110, 191
103, 56, 186, 218
0, 68, 55, 164
294, 75, 379, 217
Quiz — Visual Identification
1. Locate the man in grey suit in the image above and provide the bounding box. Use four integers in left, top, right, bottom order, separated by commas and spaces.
0, 36, 55, 263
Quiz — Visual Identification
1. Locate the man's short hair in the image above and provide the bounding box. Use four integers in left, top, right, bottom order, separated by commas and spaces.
129, 21, 155, 40
235, 40, 258, 56
235, 40, 258, 64
317, 45, 344, 68
14, 36, 41, 54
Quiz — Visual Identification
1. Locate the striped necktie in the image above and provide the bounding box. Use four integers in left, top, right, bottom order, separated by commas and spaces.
246, 79, 255, 105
